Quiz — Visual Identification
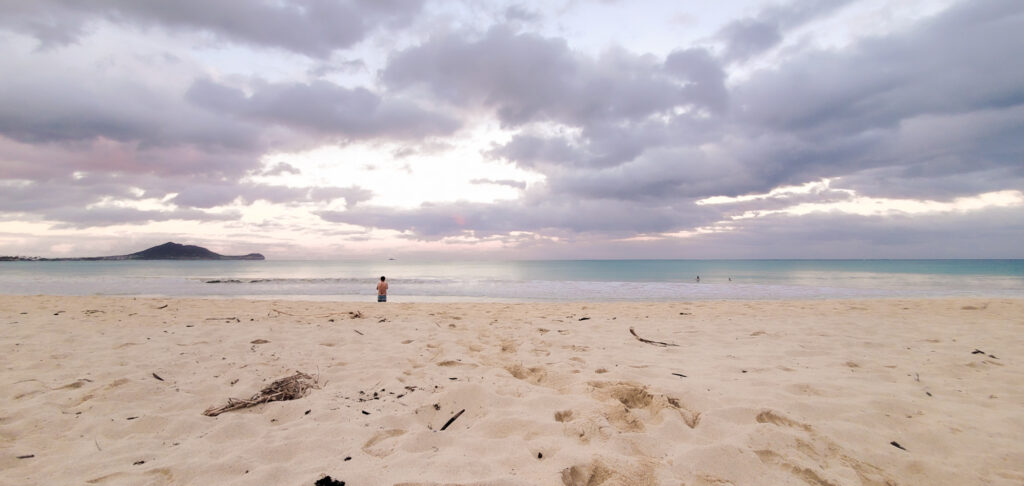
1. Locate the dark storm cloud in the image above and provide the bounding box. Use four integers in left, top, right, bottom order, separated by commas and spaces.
0, 49, 268, 186
45, 206, 240, 229
729, 0, 1024, 196
546, 147, 744, 201
663, 48, 728, 113
487, 134, 584, 169
737, 1, 1024, 135
0, 0, 424, 57
0, 72, 259, 150
382, 26, 724, 127
505, 5, 542, 23
382, 25, 727, 180
357, 0, 1024, 243
186, 78, 460, 139
716, 0, 856, 61
0, 177, 140, 212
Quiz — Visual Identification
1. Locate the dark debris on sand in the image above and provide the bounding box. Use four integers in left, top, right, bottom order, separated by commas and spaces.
315, 475, 345, 485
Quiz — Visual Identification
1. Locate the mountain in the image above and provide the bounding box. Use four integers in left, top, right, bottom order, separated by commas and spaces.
0, 242, 265, 261
124, 242, 265, 260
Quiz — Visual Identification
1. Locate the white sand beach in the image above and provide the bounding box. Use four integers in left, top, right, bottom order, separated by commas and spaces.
2, 296, 1022, 485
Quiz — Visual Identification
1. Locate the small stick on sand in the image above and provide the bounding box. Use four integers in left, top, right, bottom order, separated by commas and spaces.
205, 317, 240, 322
441, 409, 466, 430
629, 327, 679, 347
152, 373, 164, 381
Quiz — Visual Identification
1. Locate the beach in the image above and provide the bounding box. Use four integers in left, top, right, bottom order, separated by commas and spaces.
2, 296, 1022, 485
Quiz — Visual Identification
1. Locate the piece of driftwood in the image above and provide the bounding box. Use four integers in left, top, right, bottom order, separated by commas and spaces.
629, 327, 679, 347
440, 409, 466, 431
203, 371, 319, 416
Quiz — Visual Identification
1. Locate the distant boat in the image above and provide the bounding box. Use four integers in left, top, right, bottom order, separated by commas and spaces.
388, 258, 396, 261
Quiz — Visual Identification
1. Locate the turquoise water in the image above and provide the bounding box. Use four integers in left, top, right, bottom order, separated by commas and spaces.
0, 260, 1021, 301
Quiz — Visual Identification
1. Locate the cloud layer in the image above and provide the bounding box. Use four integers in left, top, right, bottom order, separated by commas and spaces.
1, 0, 1022, 257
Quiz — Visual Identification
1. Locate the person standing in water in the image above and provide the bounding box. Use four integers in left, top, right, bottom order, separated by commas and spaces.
376, 276, 388, 302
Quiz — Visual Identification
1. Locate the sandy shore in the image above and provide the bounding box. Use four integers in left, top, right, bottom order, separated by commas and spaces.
2, 296, 1022, 485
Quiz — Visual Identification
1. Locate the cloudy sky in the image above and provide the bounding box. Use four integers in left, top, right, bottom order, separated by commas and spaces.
1, 0, 1022, 259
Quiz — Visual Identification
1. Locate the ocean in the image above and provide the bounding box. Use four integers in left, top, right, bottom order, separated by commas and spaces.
0, 259, 1021, 302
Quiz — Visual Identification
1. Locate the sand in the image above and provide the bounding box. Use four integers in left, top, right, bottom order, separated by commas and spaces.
1, 296, 1022, 485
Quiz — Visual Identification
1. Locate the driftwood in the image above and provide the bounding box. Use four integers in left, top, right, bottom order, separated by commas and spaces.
441, 409, 466, 431
629, 327, 679, 347
271, 308, 364, 319
203, 371, 319, 416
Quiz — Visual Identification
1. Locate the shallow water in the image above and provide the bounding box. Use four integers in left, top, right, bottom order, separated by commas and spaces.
0, 259, 1021, 301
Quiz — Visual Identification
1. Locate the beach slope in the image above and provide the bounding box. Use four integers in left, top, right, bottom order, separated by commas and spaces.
2, 296, 1022, 485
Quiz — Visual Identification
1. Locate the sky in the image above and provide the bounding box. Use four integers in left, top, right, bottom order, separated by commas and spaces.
1, 0, 1022, 259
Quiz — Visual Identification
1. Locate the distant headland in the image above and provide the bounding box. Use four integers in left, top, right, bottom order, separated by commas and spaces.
0, 242, 265, 261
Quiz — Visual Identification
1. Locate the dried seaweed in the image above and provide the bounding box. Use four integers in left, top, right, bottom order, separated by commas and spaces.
203, 371, 319, 416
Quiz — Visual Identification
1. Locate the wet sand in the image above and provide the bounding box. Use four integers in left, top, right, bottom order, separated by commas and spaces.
2, 296, 1022, 485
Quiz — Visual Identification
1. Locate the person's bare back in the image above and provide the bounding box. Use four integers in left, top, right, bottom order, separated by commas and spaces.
376, 276, 388, 302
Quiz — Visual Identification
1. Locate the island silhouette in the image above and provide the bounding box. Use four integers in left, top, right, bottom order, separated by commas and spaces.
0, 242, 265, 261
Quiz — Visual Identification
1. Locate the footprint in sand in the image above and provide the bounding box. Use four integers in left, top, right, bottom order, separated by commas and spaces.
755, 410, 812, 432
554, 410, 574, 422
87, 468, 173, 484
561, 459, 656, 486
588, 381, 702, 431
753, 409, 894, 485
362, 429, 406, 457
506, 364, 547, 385
500, 340, 518, 353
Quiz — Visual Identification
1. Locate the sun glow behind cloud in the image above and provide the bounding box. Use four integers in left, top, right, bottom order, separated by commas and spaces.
254, 124, 544, 210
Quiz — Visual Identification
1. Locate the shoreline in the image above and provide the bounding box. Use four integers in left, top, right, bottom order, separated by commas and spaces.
4, 292, 1020, 303
3, 295, 1022, 484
